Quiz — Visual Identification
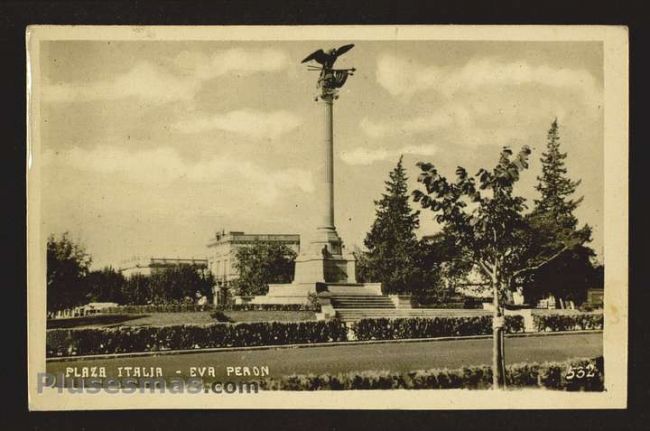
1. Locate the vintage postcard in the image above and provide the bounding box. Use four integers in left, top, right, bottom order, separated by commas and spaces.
27, 25, 628, 410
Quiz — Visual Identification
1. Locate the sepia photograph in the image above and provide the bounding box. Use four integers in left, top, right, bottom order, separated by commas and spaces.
26, 25, 628, 410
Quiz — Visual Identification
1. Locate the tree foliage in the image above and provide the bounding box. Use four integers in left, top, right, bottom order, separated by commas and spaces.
232, 241, 297, 296
413, 146, 579, 304
523, 119, 600, 303
47, 232, 92, 312
419, 231, 472, 298
121, 273, 151, 305
533, 119, 583, 228
119, 266, 215, 305
148, 265, 214, 303
358, 157, 435, 295
86, 266, 126, 303
413, 144, 584, 388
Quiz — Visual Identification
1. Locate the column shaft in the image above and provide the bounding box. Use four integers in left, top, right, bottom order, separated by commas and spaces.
320, 96, 335, 229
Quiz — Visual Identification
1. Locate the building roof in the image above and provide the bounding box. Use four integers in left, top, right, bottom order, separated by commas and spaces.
119, 256, 208, 271
207, 230, 300, 248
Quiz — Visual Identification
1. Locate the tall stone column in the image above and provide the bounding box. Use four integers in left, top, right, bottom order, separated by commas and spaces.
320, 94, 335, 231
312, 91, 342, 257
264, 46, 372, 300
291, 61, 355, 285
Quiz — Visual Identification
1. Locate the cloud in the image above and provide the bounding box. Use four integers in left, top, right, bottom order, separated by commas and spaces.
376, 54, 601, 107
172, 109, 302, 138
340, 144, 438, 166
366, 55, 602, 151
43, 48, 290, 104
360, 93, 578, 148
174, 48, 290, 80
43, 62, 196, 103
43, 145, 314, 204
360, 105, 472, 138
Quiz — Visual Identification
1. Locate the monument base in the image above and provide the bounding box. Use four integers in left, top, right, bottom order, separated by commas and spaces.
248, 226, 380, 305
248, 282, 383, 305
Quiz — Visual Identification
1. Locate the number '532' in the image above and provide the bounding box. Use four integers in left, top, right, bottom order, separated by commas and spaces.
566, 364, 597, 380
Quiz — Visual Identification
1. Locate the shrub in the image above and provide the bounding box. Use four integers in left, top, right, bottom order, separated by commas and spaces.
220, 303, 321, 312
533, 313, 604, 332
255, 357, 603, 391
46, 320, 348, 357
100, 303, 321, 314
212, 311, 233, 322
412, 302, 467, 309
104, 304, 215, 314
504, 315, 526, 333
350, 316, 525, 341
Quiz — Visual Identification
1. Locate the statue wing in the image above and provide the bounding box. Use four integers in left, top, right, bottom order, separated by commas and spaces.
334, 44, 354, 57
301, 49, 328, 64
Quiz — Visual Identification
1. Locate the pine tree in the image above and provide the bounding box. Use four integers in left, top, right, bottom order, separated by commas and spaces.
359, 156, 427, 294
524, 119, 599, 305
533, 119, 583, 230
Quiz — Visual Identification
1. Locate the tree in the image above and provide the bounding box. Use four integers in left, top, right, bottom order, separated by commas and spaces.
419, 230, 472, 301
533, 119, 583, 229
524, 119, 597, 304
232, 241, 297, 296
47, 232, 92, 313
413, 146, 581, 388
358, 156, 433, 295
86, 266, 126, 303
523, 245, 600, 306
149, 265, 215, 303
121, 273, 151, 305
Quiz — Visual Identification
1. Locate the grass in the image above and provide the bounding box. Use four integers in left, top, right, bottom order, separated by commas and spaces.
530, 308, 603, 315
47, 310, 317, 329
47, 312, 216, 329
46, 333, 603, 383
47, 307, 599, 329
219, 310, 317, 322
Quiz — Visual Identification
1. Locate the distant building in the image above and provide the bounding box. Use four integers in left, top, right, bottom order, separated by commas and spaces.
118, 256, 209, 278
586, 288, 604, 308
207, 230, 300, 286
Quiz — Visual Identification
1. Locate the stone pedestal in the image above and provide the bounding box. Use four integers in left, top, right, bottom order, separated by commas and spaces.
247, 58, 381, 306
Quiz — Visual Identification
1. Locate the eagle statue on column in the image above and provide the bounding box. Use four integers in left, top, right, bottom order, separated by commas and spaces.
301, 44, 356, 93
301, 44, 355, 69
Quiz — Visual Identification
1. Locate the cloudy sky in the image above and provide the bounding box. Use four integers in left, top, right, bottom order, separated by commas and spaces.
38, 39, 603, 269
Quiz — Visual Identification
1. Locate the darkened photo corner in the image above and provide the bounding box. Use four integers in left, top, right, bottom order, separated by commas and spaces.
27, 26, 628, 409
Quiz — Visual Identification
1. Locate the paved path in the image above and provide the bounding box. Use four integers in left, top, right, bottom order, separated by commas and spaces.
47, 332, 602, 382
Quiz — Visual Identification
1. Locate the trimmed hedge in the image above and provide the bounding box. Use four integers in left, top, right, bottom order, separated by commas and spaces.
351, 316, 525, 341
533, 313, 604, 332
412, 302, 469, 309
104, 304, 215, 314
100, 303, 320, 314
46, 320, 347, 357
221, 303, 320, 312
255, 357, 604, 391
47, 315, 527, 356
47, 312, 601, 357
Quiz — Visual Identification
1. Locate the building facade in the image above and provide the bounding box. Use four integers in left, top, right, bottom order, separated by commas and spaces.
207, 230, 300, 287
119, 257, 209, 278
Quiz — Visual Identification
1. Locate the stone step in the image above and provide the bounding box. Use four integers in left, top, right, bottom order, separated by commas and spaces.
330, 296, 391, 300
335, 308, 491, 322
331, 296, 393, 304
331, 296, 396, 310
325, 284, 382, 295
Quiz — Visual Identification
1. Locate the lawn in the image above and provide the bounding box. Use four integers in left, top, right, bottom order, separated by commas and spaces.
219, 310, 317, 322
47, 332, 603, 382
46, 308, 598, 329
47, 312, 216, 329
530, 308, 603, 315
47, 310, 317, 329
